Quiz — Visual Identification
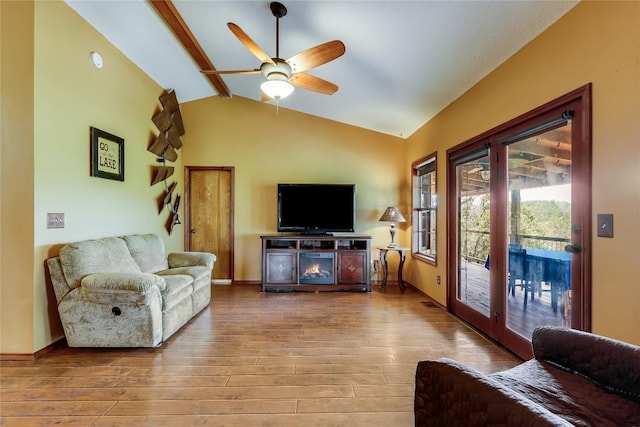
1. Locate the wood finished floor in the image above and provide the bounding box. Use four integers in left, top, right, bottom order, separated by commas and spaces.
0, 284, 521, 426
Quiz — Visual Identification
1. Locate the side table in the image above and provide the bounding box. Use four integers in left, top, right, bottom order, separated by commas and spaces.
378, 247, 410, 290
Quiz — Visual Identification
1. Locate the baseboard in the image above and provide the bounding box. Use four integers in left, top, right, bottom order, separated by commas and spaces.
0, 337, 66, 361
0, 353, 36, 361
230, 280, 262, 285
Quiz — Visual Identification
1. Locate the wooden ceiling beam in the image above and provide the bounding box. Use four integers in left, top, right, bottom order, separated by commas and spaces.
148, 0, 231, 98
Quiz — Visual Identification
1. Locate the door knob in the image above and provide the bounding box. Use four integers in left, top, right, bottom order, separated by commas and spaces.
564, 243, 581, 254
190, 229, 197, 234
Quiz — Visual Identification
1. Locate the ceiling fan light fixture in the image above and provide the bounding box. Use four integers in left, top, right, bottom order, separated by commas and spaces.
261, 72, 294, 99
208, 3, 344, 99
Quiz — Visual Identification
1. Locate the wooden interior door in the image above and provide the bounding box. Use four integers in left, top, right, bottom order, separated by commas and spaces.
185, 167, 234, 283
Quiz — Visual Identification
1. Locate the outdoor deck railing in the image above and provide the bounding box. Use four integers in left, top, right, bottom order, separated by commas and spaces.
461, 230, 571, 263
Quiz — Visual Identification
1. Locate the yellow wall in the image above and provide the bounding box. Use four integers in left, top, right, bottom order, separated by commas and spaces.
1, 1, 36, 354
405, 1, 640, 344
2, 1, 405, 354
180, 96, 406, 281
1, 1, 185, 354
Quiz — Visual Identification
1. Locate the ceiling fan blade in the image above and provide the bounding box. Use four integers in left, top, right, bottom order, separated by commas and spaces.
201, 69, 261, 75
287, 40, 345, 73
289, 73, 339, 95
227, 22, 276, 66
261, 93, 272, 102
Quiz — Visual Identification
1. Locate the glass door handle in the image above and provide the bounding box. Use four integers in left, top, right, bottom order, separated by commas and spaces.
564, 243, 581, 254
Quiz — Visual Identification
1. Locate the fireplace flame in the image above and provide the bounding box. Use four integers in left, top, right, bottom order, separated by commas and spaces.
304, 263, 321, 276
299, 257, 333, 283
302, 263, 331, 278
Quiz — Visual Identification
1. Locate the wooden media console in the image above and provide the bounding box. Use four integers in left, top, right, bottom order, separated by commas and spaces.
260, 235, 372, 292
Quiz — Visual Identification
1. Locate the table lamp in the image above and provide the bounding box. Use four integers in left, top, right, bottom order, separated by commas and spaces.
379, 206, 406, 248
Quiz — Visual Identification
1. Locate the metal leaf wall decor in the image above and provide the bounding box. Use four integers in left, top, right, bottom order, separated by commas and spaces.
158, 181, 177, 214
149, 89, 185, 235
167, 194, 181, 235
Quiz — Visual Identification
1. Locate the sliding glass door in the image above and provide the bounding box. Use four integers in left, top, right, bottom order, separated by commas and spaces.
451, 149, 494, 335
504, 121, 573, 341
447, 86, 591, 358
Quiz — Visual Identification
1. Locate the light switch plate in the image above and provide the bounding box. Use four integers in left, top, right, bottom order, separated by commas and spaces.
47, 213, 65, 229
596, 213, 613, 238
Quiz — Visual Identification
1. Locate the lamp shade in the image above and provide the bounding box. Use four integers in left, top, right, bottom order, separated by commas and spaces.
260, 72, 294, 100
379, 206, 406, 223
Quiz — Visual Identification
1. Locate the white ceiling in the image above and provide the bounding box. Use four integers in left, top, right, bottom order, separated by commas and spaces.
65, 0, 578, 138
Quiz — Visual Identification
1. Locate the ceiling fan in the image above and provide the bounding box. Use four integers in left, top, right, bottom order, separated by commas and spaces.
202, 2, 345, 101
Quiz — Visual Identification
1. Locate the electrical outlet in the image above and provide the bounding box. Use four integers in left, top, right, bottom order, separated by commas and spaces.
47, 213, 65, 229
436, 275, 441, 285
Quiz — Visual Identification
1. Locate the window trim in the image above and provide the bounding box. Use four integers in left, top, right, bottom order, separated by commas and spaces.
411, 152, 437, 265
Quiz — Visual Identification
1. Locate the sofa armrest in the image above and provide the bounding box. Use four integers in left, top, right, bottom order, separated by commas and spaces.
415, 358, 571, 427
82, 272, 166, 293
168, 252, 216, 270
46, 257, 73, 304
532, 326, 640, 398
80, 272, 165, 305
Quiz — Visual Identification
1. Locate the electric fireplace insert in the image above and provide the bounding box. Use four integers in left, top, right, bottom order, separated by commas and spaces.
299, 252, 335, 285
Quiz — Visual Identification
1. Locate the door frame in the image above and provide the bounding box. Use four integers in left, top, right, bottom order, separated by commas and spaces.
446, 84, 592, 358
184, 166, 235, 281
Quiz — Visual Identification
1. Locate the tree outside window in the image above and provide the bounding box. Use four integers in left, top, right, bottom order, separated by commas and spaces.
412, 154, 437, 263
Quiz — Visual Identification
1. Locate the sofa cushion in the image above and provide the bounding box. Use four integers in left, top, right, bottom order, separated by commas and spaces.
60, 237, 141, 289
490, 359, 640, 427
157, 266, 210, 291
415, 358, 570, 426
161, 275, 193, 312
122, 234, 169, 273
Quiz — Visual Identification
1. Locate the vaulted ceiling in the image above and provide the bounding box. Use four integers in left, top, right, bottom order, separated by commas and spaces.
65, 1, 578, 138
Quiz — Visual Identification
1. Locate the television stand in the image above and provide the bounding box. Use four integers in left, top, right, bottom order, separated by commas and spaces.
261, 235, 371, 292
301, 231, 333, 236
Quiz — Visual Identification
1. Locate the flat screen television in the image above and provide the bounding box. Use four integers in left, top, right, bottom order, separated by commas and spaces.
277, 184, 356, 234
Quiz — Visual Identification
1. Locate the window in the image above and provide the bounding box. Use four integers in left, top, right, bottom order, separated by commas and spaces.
412, 153, 437, 263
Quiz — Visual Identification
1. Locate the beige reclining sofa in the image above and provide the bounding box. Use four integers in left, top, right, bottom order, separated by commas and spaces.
46, 233, 216, 347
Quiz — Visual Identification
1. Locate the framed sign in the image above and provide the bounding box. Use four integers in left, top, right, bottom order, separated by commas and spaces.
90, 127, 124, 181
